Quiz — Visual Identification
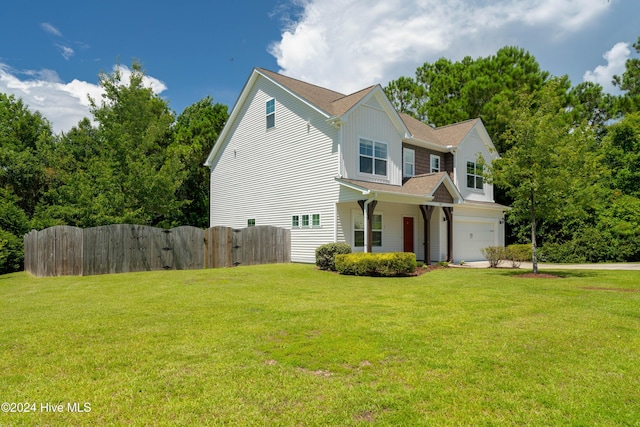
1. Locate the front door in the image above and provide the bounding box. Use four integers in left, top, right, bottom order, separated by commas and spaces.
403, 217, 414, 253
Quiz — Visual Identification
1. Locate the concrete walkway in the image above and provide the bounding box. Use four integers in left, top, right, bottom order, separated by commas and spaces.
455, 261, 640, 271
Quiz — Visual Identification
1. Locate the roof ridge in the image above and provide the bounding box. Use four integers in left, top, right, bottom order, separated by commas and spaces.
435, 117, 479, 130
256, 67, 346, 99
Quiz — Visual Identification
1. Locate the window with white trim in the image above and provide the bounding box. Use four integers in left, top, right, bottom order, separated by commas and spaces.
359, 138, 387, 176
266, 98, 275, 129
354, 212, 382, 247
292, 213, 321, 228
466, 160, 484, 190
403, 148, 415, 177
247, 218, 256, 227
430, 154, 440, 173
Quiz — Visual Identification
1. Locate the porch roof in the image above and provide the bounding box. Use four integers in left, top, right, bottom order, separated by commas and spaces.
336, 172, 462, 204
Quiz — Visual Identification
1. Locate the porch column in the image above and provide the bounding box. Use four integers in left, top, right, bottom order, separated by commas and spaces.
358, 199, 378, 253
419, 205, 434, 264
443, 206, 453, 262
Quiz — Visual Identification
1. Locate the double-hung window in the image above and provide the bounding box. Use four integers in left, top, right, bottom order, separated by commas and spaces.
466, 161, 484, 190
354, 212, 382, 247
430, 155, 440, 173
266, 98, 275, 129
403, 148, 415, 177
359, 138, 387, 176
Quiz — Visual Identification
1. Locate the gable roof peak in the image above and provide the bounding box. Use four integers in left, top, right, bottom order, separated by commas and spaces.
255, 68, 381, 117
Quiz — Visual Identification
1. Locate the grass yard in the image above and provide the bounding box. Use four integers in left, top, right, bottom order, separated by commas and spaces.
1, 264, 639, 426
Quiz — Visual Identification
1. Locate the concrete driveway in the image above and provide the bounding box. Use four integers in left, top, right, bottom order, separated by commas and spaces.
456, 261, 640, 270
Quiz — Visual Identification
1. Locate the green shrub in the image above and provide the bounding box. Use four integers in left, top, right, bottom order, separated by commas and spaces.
505, 244, 532, 268
315, 242, 352, 271
0, 230, 24, 275
335, 252, 416, 276
480, 246, 507, 268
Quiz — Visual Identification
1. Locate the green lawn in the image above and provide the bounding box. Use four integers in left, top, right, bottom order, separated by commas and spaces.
1, 264, 639, 426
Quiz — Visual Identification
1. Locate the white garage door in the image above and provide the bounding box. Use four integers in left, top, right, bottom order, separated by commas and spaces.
454, 221, 496, 261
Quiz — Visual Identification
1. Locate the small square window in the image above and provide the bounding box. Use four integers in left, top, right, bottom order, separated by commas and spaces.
247, 218, 256, 227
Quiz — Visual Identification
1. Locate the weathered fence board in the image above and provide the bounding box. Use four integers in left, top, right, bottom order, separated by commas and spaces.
24, 224, 289, 277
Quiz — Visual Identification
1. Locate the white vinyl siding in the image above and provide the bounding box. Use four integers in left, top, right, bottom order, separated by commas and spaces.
340, 98, 404, 185
209, 76, 339, 262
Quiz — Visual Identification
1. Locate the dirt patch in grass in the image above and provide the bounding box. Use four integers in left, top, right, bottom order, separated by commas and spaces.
515, 272, 561, 279
411, 265, 446, 276
580, 287, 640, 293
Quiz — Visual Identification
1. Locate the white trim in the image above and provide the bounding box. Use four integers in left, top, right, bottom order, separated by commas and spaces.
357, 136, 389, 179
266, 97, 276, 130
465, 159, 485, 193
430, 154, 441, 173
352, 208, 383, 250
403, 147, 415, 178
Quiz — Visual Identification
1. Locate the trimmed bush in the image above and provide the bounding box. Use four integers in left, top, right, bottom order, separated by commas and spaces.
505, 244, 532, 268
480, 246, 507, 268
335, 252, 416, 276
315, 242, 352, 271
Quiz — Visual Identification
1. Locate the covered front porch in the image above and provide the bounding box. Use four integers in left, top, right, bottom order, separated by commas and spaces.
336, 173, 461, 264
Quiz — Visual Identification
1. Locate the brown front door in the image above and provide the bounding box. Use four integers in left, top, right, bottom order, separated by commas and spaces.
403, 217, 414, 253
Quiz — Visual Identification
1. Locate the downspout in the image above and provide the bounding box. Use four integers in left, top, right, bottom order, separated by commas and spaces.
447, 145, 456, 184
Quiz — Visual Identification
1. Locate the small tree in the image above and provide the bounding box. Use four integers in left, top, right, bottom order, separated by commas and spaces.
488, 79, 599, 273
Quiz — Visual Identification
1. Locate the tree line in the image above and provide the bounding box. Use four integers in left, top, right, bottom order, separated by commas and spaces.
2, 38, 639, 273
0, 63, 228, 273
385, 38, 640, 268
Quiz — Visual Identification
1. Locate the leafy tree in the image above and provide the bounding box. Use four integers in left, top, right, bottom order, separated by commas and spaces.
171, 97, 228, 227
0, 93, 54, 217
489, 79, 600, 272
613, 36, 640, 113
601, 112, 640, 197
0, 93, 54, 272
569, 81, 618, 135
386, 46, 552, 154
37, 62, 186, 228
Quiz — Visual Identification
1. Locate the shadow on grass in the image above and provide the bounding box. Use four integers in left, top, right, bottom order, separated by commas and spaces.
488, 268, 599, 279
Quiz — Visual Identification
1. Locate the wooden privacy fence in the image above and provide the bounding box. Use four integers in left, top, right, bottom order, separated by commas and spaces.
24, 224, 290, 277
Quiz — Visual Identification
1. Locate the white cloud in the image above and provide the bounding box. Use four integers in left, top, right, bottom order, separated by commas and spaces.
56, 44, 75, 60
0, 64, 167, 134
583, 42, 630, 93
40, 22, 62, 37
270, 0, 612, 94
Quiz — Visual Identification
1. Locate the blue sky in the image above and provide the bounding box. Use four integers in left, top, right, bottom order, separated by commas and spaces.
1, 0, 639, 134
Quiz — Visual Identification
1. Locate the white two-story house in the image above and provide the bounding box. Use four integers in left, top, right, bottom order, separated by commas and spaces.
205, 68, 507, 264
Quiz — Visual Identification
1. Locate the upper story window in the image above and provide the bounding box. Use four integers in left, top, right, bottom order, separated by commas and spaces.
359, 138, 387, 176
266, 98, 275, 129
430, 155, 440, 173
403, 148, 415, 177
466, 160, 484, 190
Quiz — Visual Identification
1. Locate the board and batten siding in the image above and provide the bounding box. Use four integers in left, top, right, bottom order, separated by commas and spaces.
340, 98, 404, 186
209, 75, 339, 263
455, 127, 497, 203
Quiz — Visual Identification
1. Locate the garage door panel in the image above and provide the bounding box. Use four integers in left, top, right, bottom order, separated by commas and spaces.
455, 221, 495, 261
